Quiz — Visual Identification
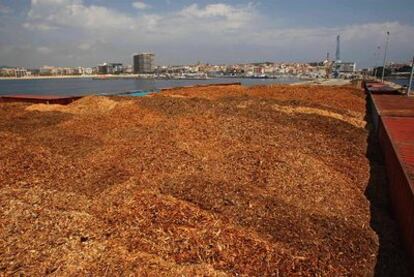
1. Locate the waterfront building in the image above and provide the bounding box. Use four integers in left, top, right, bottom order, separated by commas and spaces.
80, 67, 93, 75
335, 62, 356, 73
111, 63, 123, 74
0, 67, 30, 77
123, 65, 133, 74
39, 66, 54, 75
133, 53, 155, 74
0, 68, 15, 77
97, 63, 124, 74
29, 69, 40, 76
64, 67, 77, 75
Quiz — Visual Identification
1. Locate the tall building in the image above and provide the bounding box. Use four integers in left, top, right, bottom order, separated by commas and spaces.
335, 35, 341, 62
133, 53, 154, 74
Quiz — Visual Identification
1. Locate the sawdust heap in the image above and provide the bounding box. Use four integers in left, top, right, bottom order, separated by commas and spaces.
271, 103, 366, 128
0, 84, 409, 276
26, 96, 122, 114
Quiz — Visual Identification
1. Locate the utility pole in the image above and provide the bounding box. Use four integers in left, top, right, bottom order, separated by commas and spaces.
374, 46, 381, 79
408, 56, 414, 96
381, 31, 390, 83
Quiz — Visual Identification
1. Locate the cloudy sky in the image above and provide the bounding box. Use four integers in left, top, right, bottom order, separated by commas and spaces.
0, 0, 413, 68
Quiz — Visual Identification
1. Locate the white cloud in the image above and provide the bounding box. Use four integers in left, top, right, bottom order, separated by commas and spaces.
24, 0, 256, 33
178, 3, 256, 30
37, 46, 52, 54
132, 1, 151, 10
9, 0, 414, 67
25, 0, 135, 31
23, 22, 58, 31
181, 3, 235, 18
78, 43, 91, 50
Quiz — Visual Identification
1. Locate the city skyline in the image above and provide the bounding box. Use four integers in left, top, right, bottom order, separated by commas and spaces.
1, 0, 414, 68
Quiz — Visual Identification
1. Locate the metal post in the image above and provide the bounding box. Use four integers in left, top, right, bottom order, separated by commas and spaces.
381, 31, 390, 83
374, 46, 380, 79
408, 56, 414, 96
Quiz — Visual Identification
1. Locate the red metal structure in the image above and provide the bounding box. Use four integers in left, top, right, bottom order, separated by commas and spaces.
365, 79, 414, 265
370, 94, 414, 131
378, 117, 414, 263
363, 80, 399, 95
371, 94, 414, 117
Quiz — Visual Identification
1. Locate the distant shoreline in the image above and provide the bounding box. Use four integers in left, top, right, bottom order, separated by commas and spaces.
0, 75, 307, 81
0, 75, 122, 80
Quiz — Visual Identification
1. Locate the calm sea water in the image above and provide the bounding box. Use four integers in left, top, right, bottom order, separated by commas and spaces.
389, 78, 413, 87
0, 78, 299, 96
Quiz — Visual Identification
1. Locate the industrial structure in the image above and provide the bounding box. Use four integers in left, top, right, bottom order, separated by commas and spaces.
133, 53, 155, 74
333, 35, 356, 77
336, 35, 341, 63
323, 52, 333, 78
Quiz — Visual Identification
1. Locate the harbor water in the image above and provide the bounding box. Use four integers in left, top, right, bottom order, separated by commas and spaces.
389, 78, 413, 88
0, 78, 299, 96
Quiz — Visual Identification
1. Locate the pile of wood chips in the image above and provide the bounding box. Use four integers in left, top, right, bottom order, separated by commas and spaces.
0, 85, 407, 275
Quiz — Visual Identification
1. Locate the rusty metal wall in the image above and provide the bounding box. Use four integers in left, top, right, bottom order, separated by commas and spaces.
366, 78, 414, 264
363, 80, 399, 95
372, 94, 414, 117
379, 117, 414, 263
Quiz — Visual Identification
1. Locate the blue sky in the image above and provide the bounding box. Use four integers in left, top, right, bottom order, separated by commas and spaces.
1, 0, 413, 67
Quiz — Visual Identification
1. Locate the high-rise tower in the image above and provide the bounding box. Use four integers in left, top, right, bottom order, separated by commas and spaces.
335, 35, 341, 62
133, 53, 155, 74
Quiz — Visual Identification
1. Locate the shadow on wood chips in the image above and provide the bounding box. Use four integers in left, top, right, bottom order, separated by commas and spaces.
0, 85, 410, 276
